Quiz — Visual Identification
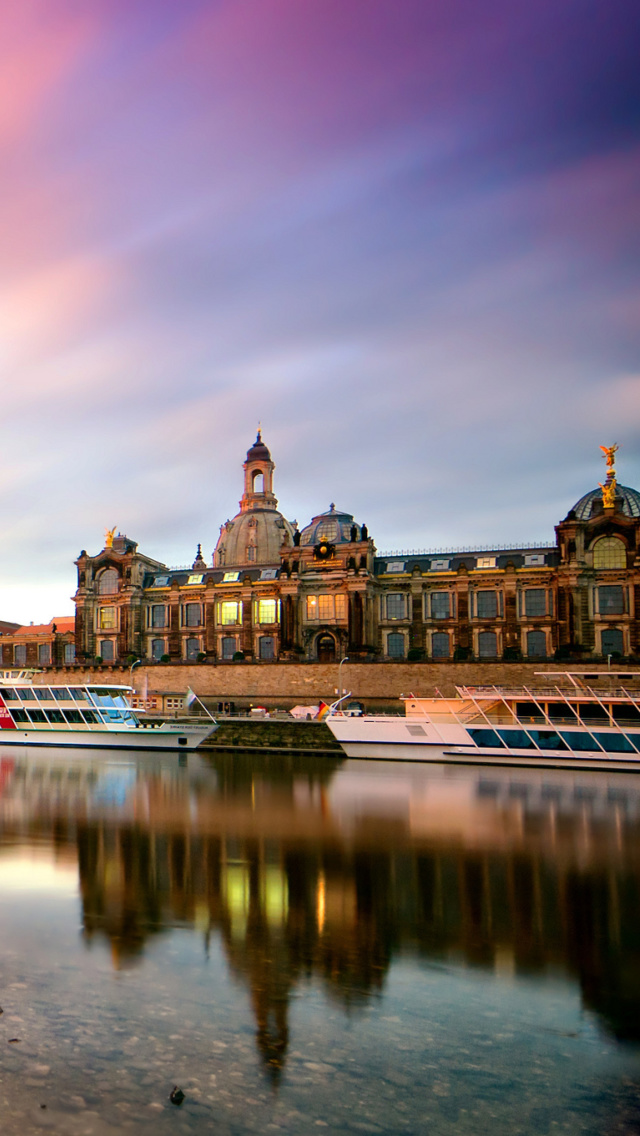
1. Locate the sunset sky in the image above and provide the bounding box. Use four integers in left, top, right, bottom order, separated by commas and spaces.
2, 0, 639, 622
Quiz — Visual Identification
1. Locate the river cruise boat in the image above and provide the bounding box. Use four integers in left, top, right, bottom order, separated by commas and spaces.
0, 673, 216, 751
326, 672, 640, 770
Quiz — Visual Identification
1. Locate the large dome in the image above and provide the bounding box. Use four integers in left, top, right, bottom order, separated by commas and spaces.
215, 509, 293, 567
299, 506, 362, 546
568, 484, 640, 521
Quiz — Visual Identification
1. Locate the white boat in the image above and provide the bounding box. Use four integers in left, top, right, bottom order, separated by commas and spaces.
0, 672, 216, 751
326, 671, 640, 770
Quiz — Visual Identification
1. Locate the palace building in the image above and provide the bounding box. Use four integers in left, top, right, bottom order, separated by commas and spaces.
3, 436, 638, 668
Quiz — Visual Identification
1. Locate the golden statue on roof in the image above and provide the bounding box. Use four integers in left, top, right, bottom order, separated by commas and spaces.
599, 443, 618, 470
599, 443, 619, 510
105, 527, 117, 549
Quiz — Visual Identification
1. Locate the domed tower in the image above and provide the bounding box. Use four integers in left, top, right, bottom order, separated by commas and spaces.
214, 432, 295, 568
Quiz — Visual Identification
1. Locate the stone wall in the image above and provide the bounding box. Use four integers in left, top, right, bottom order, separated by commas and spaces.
38, 660, 619, 711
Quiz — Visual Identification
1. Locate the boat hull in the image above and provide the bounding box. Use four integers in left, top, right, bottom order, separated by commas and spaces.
336, 738, 640, 772
0, 724, 216, 751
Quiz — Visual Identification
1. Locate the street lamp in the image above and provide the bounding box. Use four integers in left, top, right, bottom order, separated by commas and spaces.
129, 658, 141, 690
338, 655, 349, 697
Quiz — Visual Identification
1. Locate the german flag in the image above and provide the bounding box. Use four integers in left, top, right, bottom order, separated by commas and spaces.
315, 701, 330, 720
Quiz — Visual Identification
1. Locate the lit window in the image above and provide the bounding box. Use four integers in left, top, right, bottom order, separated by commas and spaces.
223, 571, 240, 583
386, 561, 405, 574
476, 591, 497, 618
476, 557, 496, 569
151, 639, 165, 661
599, 585, 624, 615
526, 630, 546, 658
185, 638, 200, 660
258, 599, 277, 624
183, 603, 201, 627
14, 645, 26, 665
524, 589, 546, 618
259, 636, 275, 660
335, 595, 347, 620
99, 607, 116, 630
593, 537, 626, 569
430, 592, 450, 619
306, 596, 318, 620
150, 605, 166, 628
38, 643, 51, 665
386, 594, 406, 620
601, 628, 624, 655
220, 601, 241, 625
98, 569, 119, 595
477, 631, 497, 657
100, 640, 114, 662
221, 636, 236, 659
429, 560, 450, 571
387, 632, 405, 658
318, 595, 333, 621
187, 573, 204, 585
432, 632, 450, 658
64, 643, 75, 664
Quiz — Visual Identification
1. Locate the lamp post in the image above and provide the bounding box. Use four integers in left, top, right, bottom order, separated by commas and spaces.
129, 658, 141, 691
338, 655, 349, 697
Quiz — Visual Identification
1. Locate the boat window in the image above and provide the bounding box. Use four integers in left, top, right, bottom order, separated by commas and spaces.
578, 704, 610, 724
34, 688, 54, 702
593, 733, 636, 753
1, 689, 18, 701
515, 701, 545, 722
45, 709, 65, 724
530, 730, 569, 751
612, 705, 640, 725
9, 708, 28, 723
560, 731, 597, 751
546, 702, 578, 723
70, 689, 89, 702
81, 710, 99, 724
468, 728, 505, 748
52, 688, 71, 702
91, 691, 117, 708
17, 688, 35, 701
27, 709, 47, 723
63, 710, 84, 724
497, 729, 536, 749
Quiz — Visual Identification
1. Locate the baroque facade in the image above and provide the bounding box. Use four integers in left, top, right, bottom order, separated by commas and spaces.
45, 436, 640, 666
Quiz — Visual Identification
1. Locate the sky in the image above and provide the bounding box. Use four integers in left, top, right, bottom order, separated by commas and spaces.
1, 0, 639, 623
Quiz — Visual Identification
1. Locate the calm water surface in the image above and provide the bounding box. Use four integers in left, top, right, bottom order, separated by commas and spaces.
0, 748, 639, 1134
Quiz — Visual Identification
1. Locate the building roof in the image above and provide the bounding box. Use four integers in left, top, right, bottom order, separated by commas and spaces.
568, 484, 640, 521
299, 506, 362, 547
245, 430, 271, 463
7, 616, 75, 638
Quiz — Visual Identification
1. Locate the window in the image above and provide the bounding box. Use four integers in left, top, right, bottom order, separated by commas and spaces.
99, 607, 116, 630
100, 640, 114, 662
593, 537, 626, 569
221, 636, 236, 659
151, 639, 165, 661
524, 589, 546, 618
259, 636, 275, 660
184, 603, 201, 627
316, 520, 339, 542
601, 628, 624, 656
306, 596, 318, 620
599, 585, 624, 615
187, 573, 204, 585
220, 601, 241, 625
14, 645, 26, 666
526, 630, 546, 658
257, 599, 277, 624
478, 631, 497, 657
476, 556, 496, 569
318, 595, 333, 621
38, 643, 51, 665
305, 595, 347, 622
429, 559, 450, 571
476, 591, 497, 618
387, 632, 405, 658
64, 642, 75, 664
260, 568, 278, 580
98, 568, 119, 595
385, 561, 405, 574
185, 638, 200, 660
430, 592, 450, 620
386, 594, 406, 620
335, 595, 347, 620
524, 553, 546, 566
153, 575, 169, 587
246, 547, 256, 562
223, 571, 240, 583
432, 632, 450, 659
150, 604, 166, 628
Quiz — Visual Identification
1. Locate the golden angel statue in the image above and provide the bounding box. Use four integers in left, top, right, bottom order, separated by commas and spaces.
599, 481, 616, 509
599, 443, 618, 470
105, 527, 117, 548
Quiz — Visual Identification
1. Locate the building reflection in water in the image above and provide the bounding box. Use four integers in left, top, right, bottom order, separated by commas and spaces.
1, 751, 640, 1078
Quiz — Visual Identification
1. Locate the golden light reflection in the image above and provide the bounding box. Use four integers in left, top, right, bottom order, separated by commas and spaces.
316, 870, 326, 934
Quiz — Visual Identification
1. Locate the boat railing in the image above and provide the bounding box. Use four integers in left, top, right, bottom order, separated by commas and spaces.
459, 685, 640, 702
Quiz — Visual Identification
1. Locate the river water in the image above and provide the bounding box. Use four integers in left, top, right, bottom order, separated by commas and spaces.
0, 748, 639, 1134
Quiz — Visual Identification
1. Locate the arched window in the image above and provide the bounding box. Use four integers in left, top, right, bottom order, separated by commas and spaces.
593, 537, 626, 569
185, 638, 200, 660
387, 632, 405, 658
478, 631, 497, 658
151, 639, 165, 661
252, 471, 264, 493
601, 628, 624, 656
98, 568, 119, 595
431, 632, 450, 659
526, 630, 546, 658
221, 636, 236, 659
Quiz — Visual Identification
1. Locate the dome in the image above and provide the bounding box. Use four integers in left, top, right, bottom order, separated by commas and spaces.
215, 509, 294, 567
246, 430, 271, 463
568, 484, 640, 521
299, 506, 362, 546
